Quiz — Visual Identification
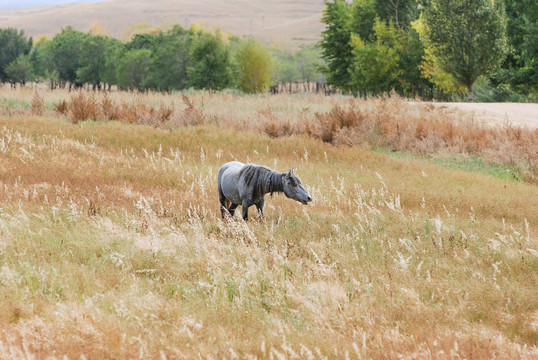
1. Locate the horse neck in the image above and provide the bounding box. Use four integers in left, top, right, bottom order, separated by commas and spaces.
267, 171, 284, 194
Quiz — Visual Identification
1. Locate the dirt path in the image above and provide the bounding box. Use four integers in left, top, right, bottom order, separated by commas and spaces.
427, 102, 538, 129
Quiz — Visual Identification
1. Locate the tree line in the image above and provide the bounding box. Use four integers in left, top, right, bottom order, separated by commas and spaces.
1, 0, 535, 101
0, 24, 323, 93
320, 0, 537, 101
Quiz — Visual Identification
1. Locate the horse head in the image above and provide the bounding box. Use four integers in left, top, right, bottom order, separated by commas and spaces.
283, 168, 312, 205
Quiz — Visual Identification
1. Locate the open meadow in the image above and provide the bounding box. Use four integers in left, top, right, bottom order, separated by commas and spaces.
0, 87, 537, 359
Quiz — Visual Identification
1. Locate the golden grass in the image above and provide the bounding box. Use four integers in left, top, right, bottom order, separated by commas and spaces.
2, 86, 535, 182
0, 87, 537, 358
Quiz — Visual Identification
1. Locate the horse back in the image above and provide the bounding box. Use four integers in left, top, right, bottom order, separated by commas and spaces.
218, 162, 245, 186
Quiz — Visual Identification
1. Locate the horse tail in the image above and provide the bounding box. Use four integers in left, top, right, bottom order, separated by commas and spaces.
217, 163, 230, 208
217, 165, 226, 193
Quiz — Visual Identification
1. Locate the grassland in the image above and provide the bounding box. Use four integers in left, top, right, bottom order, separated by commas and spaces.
0, 87, 537, 359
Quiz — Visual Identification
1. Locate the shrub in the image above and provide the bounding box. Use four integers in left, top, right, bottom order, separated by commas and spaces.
69, 91, 99, 123
54, 99, 69, 116
174, 95, 205, 126
30, 91, 45, 116
101, 92, 120, 121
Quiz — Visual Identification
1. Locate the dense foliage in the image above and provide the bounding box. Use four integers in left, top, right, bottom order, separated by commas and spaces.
319, 0, 537, 101
235, 40, 274, 93
0, 25, 324, 93
0, 28, 32, 83
423, 0, 507, 101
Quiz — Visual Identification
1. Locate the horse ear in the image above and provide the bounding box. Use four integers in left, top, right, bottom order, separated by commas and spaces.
285, 169, 292, 178
290, 168, 295, 176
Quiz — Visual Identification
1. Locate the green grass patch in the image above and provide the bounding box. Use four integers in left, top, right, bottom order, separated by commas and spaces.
0, 98, 29, 111
375, 149, 526, 182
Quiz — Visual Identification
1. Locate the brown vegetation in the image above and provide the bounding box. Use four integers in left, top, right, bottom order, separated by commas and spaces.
2, 87, 536, 183
298, 98, 537, 183
30, 91, 45, 116
0, 87, 537, 359
55, 91, 204, 127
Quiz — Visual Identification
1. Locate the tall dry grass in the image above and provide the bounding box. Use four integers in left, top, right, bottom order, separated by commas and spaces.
0, 107, 537, 359
1, 86, 535, 183
295, 98, 537, 182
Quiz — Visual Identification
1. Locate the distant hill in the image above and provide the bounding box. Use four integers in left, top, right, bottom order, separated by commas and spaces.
0, 0, 325, 45
0, 0, 103, 11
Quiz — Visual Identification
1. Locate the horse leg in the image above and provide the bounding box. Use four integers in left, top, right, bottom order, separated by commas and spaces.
242, 201, 249, 221
219, 192, 228, 218
256, 198, 265, 219
228, 203, 238, 217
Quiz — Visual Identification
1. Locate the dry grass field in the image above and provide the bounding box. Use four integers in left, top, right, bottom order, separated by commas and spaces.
0, 87, 537, 359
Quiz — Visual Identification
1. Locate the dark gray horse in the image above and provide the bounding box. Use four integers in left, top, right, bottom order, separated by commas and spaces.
217, 161, 312, 220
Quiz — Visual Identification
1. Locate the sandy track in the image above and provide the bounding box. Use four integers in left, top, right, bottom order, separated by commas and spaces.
426, 102, 538, 129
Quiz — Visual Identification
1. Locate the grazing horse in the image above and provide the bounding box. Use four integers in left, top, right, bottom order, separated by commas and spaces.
217, 161, 312, 220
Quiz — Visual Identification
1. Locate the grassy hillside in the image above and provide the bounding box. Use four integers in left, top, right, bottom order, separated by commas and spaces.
0, 88, 537, 358
0, 0, 324, 44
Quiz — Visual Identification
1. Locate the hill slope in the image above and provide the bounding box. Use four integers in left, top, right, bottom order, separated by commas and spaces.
0, 0, 325, 44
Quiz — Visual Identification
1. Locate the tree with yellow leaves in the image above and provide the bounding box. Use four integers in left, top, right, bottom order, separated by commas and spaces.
421, 0, 507, 101
412, 17, 466, 96
235, 39, 274, 93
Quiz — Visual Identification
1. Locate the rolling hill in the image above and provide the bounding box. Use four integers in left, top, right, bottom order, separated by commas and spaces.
0, 0, 325, 45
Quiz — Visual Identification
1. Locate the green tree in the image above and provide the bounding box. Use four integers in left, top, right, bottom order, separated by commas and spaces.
348, 15, 427, 97
396, 24, 430, 97
49, 27, 88, 88
116, 48, 152, 91
349, 20, 401, 95
0, 28, 32, 83
144, 25, 192, 91
101, 37, 124, 89
492, 0, 538, 96
321, 0, 426, 95
30, 37, 60, 89
413, 18, 465, 95
187, 32, 233, 90
30, 36, 49, 79
5, 54, 34, 86
127, 32, 157, 51
423, 0, 507, 101
319, 0, 354, 91
272, 48, 300, 83
295, 45, 324, 82
272, 45, 324, 84
373, 0, 420, 30
350, 0, 377, 41
76, 35, 109, 89
235, 39, 273, 93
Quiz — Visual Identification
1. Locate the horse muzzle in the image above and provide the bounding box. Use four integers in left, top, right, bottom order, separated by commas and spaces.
301, 196, 313, 205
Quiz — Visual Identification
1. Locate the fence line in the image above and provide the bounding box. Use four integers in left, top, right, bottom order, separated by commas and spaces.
270, 81, 340, 95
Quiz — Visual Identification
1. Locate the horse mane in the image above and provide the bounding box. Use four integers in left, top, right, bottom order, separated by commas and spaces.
240, 164, 284, 199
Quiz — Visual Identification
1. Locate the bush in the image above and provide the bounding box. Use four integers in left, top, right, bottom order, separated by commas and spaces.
69, 91, 99, 123
31, 91, 44, 116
